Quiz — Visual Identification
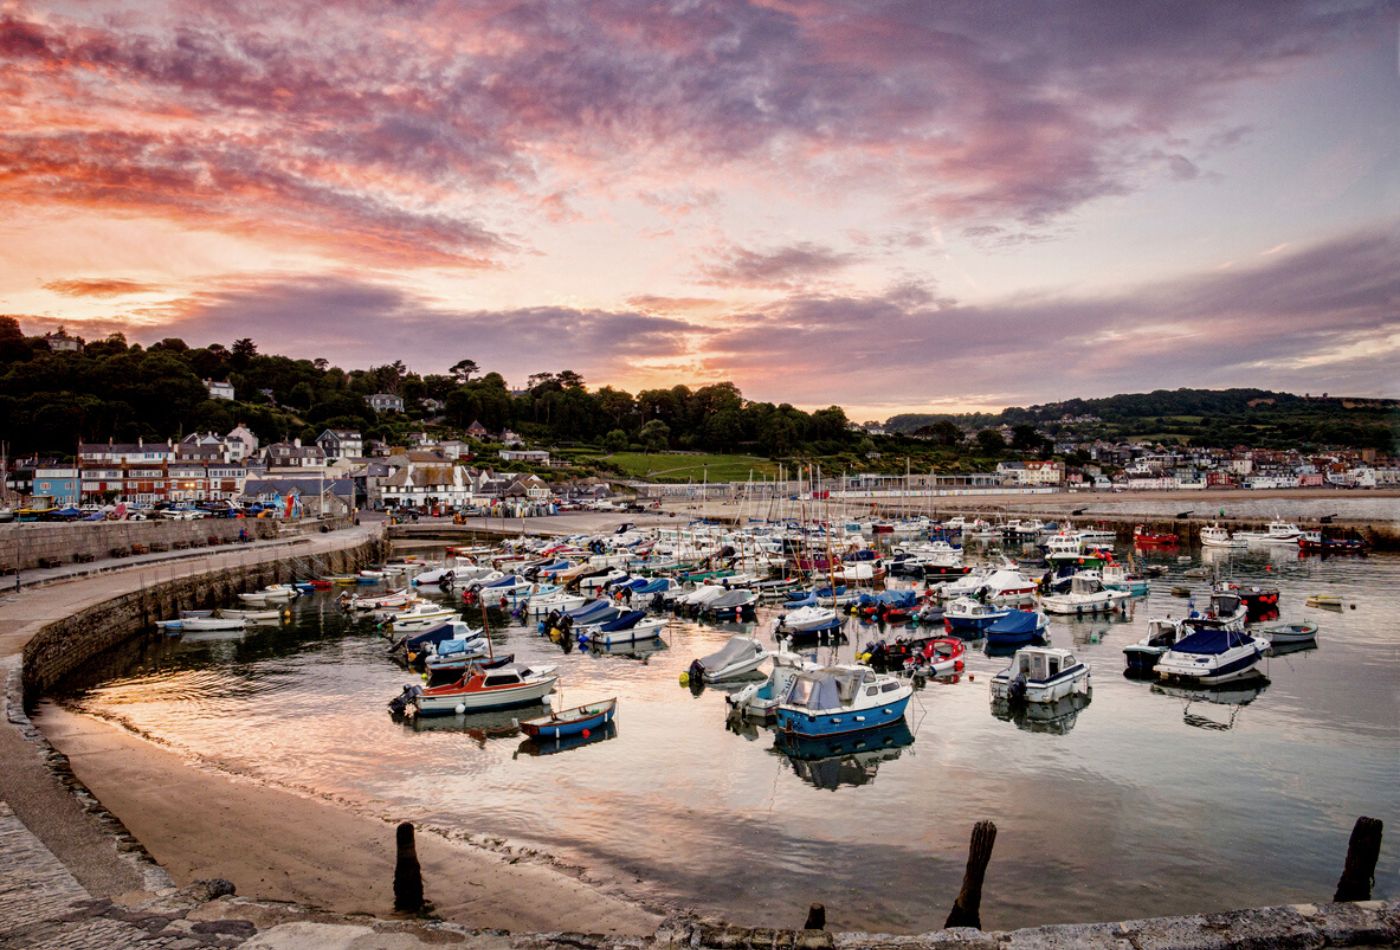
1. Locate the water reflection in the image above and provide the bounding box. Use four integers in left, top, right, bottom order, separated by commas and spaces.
1152, 675, 1270, 731
48, 545, 1400, 933
516, 722, 619, 757
771, 720, 915, 790
990, 691, 1092, 735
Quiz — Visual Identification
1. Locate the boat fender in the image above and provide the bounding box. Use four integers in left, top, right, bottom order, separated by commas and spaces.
454, 703, 466, 715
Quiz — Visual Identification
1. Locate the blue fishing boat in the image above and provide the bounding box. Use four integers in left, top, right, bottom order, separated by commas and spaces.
775, 665, 912, 737
943, 597, 1012, 635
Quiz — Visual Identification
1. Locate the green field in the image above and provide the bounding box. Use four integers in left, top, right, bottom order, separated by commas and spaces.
599, 452, 778, 483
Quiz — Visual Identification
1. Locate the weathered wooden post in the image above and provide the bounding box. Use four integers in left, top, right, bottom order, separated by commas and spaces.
945, 820, 997, 929
393, 821, 424, 912
1334, 816, 1382, 902
803, 902, 826, 930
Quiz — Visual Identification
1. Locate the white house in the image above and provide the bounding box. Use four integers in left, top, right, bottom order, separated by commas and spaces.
379, 462, 480, 507
204, 379, 235, 400
225, 424, 259, 462
367, 393, 404, 413
500, 449, 550, 464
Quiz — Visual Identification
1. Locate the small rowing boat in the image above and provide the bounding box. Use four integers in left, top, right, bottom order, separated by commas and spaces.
517, 698, 617, 740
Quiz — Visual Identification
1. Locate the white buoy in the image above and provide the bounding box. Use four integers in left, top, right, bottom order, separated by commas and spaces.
454, 703, 466, 715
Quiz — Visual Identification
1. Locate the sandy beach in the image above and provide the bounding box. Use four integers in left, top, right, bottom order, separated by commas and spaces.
37, 702, 664, 935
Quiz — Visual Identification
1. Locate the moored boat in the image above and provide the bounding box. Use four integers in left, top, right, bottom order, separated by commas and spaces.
517, 698, 617, 740
690, 636, 768, 682
401, 664, 559, 717
775, 665, 912, 737
1156, 628, 1268, 686
990, 645, 1090, 704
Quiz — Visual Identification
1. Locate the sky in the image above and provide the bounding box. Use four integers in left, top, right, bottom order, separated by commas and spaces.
1, 0, 1397, 421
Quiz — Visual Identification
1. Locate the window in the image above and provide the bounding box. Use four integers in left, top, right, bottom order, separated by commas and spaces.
881, 681, 900, 693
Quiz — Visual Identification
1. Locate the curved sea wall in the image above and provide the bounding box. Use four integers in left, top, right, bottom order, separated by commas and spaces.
21, 535, 383, 704
0, 518, 281, 574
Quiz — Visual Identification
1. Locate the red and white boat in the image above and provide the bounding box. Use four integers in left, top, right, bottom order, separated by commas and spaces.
407, 663, 558, 717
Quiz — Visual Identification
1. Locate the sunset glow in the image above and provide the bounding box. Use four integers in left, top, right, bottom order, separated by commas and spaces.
2, 0, 1396, 416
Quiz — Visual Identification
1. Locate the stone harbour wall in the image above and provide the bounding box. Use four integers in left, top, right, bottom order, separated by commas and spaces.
21, 536, 382, 703
0, 518, 281, 574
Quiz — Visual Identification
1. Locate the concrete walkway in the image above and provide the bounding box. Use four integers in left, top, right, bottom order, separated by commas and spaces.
0, 523, 381, 903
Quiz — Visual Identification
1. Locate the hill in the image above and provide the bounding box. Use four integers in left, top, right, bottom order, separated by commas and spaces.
885, 388, 1398, 452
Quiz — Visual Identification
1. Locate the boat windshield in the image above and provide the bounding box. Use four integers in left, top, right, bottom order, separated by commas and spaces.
784, 668, 869, 710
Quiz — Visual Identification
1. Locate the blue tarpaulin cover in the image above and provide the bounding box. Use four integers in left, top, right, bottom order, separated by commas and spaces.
1172, 629, 1251, 655
599, 609, 646, 631
987, 611, 1041, 634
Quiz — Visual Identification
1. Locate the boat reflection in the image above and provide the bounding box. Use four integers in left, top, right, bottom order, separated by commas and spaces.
400, 706, 527, 745
1152, 674, 1269, 731
515, 721, 619, 757
1266, 638, 1319, 658
589, 637, 669, 662
770, 720, 915, 790
990, 691, 1091, 735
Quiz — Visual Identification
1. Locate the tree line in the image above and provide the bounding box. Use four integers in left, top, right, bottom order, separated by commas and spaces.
0, 319, 857, 458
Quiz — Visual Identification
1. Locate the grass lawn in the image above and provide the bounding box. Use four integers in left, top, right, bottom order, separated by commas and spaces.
600, 452, 778, 483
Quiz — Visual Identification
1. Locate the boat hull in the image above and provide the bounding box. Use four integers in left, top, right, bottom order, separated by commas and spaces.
776, 692, 910, 737
414, 678, 556, 716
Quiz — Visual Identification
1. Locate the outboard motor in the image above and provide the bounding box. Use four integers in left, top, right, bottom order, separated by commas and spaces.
1008, 674, 1028, 706
437, 570, 454, 591
387, 684, 422, 717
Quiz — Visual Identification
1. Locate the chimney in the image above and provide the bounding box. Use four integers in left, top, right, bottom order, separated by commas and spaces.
294, 437, 302, 448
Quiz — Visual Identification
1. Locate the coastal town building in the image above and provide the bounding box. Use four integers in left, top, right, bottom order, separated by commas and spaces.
33, 466, 80, 506
366, 392, 404, 413
263, 440, 327, 472
316, 429, 364, 461
204, 379, 235, 400
500, 448, 550, 464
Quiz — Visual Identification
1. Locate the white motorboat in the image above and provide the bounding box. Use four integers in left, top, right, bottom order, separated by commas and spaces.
978, 568, 1039, 604
412, 566, 456, 586
1156, 627, 1268, 685
575, 609, 668, 646
990, 646, 1091, 704
527, 591, 587, 617
1040, 572, 1132, 615
386, 605, 459, 632
727, 651, 820, 718
690, 636, 768, 682
779, 605, 840, 633
238, 583, 299, 605
218, 608, 286, 623
1235, 520, 1302, 545
156, 615, 247, 632
349, 588, 414, 611
1199, 523, 1246, 548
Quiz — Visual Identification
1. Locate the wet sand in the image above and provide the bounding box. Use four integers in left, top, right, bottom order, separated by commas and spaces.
38, 695, 664, 935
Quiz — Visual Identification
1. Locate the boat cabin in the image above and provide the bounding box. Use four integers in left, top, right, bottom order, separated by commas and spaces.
784, 666, 899, 710
1011, 647, 1079, 683
1069, 573, 1106, 596
1143, 618, 1184, 648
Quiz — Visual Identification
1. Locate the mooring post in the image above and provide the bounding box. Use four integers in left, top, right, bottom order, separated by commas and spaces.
945, 820, 997, 929
1334, 816, 1383, 902
393, 821, 424, 912
803, 902, 825, 930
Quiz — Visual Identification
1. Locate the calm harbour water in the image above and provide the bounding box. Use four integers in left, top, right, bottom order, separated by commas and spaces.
48, 543, 1399, 932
